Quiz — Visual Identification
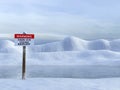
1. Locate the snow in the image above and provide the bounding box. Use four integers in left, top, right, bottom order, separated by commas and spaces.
28, 36, 87, 52
0, 78, 119, 90
0, 36, 120, 77
1, 36, 120, 52
28, 36, 120, 52
0, 65, 120, 79
88, 39, 110, 50
0, 36, 120, 90
0, 40, 22, 53
110, 39, 120, 51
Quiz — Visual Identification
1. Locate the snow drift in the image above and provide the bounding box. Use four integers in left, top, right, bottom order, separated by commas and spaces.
0, 40, 21, 53
1, 36, 120, 65
28, 36, 87, 52
0, 37, 120, 79
28, 36, 120, 52
1, 36, 120, 52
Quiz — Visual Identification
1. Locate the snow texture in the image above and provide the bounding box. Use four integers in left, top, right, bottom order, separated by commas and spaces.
28, 36, 120, 52
0, 36, 120, 90
0, 36, 120, 79
1, 36, 120, 52
1, 36, 120, 65
0, 78, 120, 90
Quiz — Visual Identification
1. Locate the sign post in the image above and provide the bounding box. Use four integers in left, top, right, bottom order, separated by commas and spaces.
22, 45, 26, 80
14, 33, 34, 80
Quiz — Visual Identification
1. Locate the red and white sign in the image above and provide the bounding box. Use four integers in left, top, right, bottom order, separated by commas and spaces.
14, 34, 35, 46
14, 34, 34, 39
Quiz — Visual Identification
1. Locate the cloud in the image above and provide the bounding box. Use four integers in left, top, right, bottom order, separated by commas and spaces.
0, 12, 118, 36
0, 0, 120, 39
0, 33, 66, 41
0, 0, 61, 14
0, 34, 12, 39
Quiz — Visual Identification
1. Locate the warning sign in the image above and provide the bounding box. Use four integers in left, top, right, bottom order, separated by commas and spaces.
14, 34, 35, 46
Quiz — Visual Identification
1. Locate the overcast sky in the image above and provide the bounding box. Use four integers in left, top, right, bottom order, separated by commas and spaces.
0, 0, 120, 39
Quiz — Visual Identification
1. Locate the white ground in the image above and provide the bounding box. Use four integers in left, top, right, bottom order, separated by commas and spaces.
0, 78, 120, 90
0, 36, 120, 90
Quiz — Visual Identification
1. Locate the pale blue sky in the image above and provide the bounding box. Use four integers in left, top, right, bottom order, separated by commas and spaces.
0, 0, 120, 39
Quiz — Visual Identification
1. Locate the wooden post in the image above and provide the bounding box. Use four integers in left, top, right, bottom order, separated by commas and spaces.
15, 32, 34, 80
22, 46, 26, 80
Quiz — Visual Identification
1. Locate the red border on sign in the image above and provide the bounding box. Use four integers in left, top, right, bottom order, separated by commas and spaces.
14, 34, 34, 39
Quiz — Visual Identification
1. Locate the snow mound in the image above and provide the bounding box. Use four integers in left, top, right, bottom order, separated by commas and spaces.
110, 39, 120, 51
62, 36, 87, 51
29, 36, 87, 52
1, 36, 120, 52
88, 39, 110, 50
0, 40, 21, 53
28, 36, 120, 52
29, 42, 63, 52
